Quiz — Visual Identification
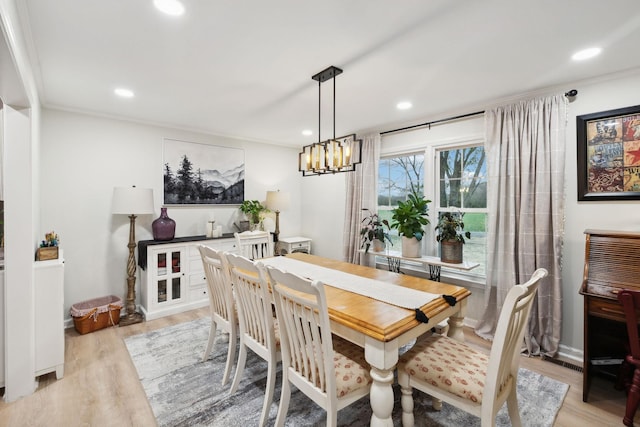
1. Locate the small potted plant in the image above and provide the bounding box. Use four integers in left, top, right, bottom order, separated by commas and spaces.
435, 211, 471, 263
239, 200, 269, 230
360, 209, 392, 253
390, 192, 431, 257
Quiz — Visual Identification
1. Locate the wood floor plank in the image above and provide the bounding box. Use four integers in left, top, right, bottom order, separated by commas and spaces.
0, 307, 634, 426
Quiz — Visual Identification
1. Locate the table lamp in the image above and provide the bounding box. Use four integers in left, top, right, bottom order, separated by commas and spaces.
112, 186, 155, 325
266, 190, 290, 254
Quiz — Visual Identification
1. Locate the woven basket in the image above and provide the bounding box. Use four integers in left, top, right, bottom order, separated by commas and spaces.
70, 295, 123, 335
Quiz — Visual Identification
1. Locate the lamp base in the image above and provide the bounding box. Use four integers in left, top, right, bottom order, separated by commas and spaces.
119, 311, 144, 326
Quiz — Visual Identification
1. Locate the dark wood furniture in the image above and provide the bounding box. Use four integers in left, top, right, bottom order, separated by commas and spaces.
580, 229, 640, 402
617, 289, 640, 427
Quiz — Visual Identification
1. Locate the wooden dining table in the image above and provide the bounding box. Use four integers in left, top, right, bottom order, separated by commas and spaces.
273, 253, 472, 427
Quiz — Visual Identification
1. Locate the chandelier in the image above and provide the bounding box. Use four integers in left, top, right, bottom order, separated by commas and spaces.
298, 66, 362, 176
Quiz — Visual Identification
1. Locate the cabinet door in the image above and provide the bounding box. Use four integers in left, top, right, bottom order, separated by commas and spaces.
152, 248, 185, 306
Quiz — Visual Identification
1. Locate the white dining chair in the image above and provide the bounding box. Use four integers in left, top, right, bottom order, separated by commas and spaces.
224, 252, 281, 427
397, 268, 548, 427
265, 265, 372, 427
198, 245, 237, 386
234, 230, 274, 259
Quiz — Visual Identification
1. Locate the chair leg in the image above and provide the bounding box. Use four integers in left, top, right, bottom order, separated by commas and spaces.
221, 329, 237, 386
229, 343, 247, 395
258, 359, 276, 427
202, 319, 217, 362
432, 397, 442, 411
397, 370, 415, 427
275, 376, 291, 427
505, 386, 522, 427
624, 367, 640, 427
618, 361, 634, 391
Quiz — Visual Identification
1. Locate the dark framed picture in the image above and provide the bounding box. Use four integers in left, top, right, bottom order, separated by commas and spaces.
163, 138, 245, 205
577, 104, 640, 201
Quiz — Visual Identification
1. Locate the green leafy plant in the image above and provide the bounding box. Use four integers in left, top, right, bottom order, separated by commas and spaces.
359, 209, 392, 253
239, 200, 269, 224
435, 211, 471, 243
390, 192, 431, 241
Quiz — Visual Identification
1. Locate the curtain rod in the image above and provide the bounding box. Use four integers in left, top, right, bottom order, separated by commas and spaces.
380, 89, 578, 136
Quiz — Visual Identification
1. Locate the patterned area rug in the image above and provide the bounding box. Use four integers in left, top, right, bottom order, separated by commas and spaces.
124, 317, 569, 427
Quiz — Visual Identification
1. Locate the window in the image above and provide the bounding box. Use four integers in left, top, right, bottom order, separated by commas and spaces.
376, 143, 487, 281
378, 153, 424, 249
436, 145, 487, 277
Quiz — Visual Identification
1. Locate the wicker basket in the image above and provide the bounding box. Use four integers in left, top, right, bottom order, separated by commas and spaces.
70, 295, 123, 335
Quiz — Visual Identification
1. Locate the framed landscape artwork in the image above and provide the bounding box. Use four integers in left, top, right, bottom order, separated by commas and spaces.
577, 104, 640, 201
163, 138, 245, 205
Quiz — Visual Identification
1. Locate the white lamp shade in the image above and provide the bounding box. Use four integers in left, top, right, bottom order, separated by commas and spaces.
112, 187, 155, 215
266, 190, 290, 212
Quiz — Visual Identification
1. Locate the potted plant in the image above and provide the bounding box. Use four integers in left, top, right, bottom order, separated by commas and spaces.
435, 211, 471, 263
239, 200, 269, 230
390, 192, 431, 257
360, 209, 392, 253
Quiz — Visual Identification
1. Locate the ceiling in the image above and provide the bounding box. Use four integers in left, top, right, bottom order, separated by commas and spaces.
17, 0, 640, 147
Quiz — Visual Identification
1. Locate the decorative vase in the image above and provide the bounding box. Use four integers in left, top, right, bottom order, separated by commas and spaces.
152, 207, 176, 241
372, 239, 386, 252
401, 236, 421, 258
440, 240, 463, 263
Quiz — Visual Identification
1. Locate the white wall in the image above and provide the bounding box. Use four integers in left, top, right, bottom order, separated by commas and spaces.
39, 109, 302, 320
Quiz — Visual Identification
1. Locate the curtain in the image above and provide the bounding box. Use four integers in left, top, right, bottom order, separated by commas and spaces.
343, 134, 380, 264
475, 94, 567, 357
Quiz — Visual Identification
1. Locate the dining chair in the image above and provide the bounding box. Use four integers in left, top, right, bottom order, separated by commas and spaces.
198, 245, 237, 386
234, 230, 274, 259
265, 265, 372, 427
224, 252, 281, 427
397, 268, 548, 427
617, 289, 640, 427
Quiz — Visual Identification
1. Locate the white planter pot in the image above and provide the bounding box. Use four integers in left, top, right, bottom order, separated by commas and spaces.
401, 236, 421, 258
372, 239, 386, 252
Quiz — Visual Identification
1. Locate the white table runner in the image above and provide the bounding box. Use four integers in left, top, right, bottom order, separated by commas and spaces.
258, 256, 440, 310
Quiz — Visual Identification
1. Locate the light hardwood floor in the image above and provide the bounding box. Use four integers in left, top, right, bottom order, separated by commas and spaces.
0, 307, 633, 426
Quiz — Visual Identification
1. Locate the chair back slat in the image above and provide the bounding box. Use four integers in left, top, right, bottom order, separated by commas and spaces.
618, 289, 640, 359
199, 245, 234, 323
225, 253, 275, 350
235, 231, 274, 259
486, 268, 548, 400
267, 266, 333, 395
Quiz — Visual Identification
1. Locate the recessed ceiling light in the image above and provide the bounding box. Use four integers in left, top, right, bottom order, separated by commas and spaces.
397, 101, 413, 110
572, 47, 602, 61
302, 129, 313, 136
114, 88, 135, 98
154, 0, 185, 16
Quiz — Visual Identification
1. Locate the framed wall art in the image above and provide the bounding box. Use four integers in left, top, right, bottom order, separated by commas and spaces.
163, 138, 245, 205
577, 104, 640, 201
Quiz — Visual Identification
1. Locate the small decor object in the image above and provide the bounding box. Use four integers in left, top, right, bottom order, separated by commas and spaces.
390, 192, 431, 258
239, 200, 269, 230
152, 207, 176, 240
435, 211, 471, 264
360, 208, 392, 253
36, 230, 60, 260
577, 104, 640, 201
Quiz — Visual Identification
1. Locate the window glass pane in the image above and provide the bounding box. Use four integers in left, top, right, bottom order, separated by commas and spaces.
378, 154, 424, 207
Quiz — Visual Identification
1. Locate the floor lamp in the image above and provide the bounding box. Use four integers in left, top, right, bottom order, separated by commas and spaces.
112, 186, 155, 326
266, 190, 290, 255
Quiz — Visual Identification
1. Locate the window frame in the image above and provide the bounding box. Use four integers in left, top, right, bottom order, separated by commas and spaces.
377, 136, 486, 286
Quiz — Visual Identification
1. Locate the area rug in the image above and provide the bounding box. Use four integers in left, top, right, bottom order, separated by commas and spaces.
124, 317, 569, 427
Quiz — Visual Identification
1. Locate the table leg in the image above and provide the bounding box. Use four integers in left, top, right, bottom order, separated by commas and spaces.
369, 367, 395, 427
447, 302, 466, 342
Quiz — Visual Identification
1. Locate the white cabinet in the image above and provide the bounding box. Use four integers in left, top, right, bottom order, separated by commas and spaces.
140, 236, 237, 321
34, 256, 65, 379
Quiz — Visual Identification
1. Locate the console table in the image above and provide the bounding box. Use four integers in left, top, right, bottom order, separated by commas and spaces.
361, 249, 479, 281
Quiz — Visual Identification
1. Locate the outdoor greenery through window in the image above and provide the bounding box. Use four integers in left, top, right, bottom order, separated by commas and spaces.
376, 144, 487, 280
